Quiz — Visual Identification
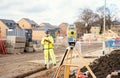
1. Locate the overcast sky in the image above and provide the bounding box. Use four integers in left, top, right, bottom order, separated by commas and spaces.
0, 0, 120, 25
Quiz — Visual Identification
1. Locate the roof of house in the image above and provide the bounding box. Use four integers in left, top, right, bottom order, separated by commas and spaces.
40, 23, 51, 26
59, 23, 68, 26
34, 23, 60, 30
16, 25, 22, 29
0, 19, 16, 29
23, 18, 39, 27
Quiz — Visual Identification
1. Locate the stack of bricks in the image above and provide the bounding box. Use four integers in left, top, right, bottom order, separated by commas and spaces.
6, 36, 26, 54
33, 40, 41, 52
25, 42, 34, 52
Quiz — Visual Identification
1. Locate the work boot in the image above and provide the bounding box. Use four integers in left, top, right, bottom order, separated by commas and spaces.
45, 64, 47, 68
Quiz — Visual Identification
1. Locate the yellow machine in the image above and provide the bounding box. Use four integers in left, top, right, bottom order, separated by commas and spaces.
67, 24, 77, 46
54, 24, 96, 78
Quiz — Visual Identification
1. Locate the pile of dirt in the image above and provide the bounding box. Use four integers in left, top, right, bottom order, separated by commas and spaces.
81, 49, 120, 78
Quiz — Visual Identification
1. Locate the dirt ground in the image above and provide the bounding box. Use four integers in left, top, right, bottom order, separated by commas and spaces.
81, 49, 120, 78
0, 42, 102, 78
0, 45, 66, 78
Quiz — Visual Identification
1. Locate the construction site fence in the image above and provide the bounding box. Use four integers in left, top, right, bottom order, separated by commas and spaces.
105, 39, 120, 48
76, 41, 103, 52
6, 29, 32, 42
6, 29, 26, 36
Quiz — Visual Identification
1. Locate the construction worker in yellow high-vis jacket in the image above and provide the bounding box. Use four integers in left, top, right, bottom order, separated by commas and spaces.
41, 30, 56, 67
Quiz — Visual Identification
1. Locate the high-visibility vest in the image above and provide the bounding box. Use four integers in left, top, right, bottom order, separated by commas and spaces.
41, 36, 54, 49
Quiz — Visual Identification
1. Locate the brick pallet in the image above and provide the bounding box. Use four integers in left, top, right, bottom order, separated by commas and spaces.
6, 36, 26, 54
25, 42, 34, 52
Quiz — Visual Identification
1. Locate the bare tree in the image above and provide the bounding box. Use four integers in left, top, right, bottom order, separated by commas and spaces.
78, 8, 99, 33
77, 4, 120, 34
74, 22, 86, 36
96, 4, 119, 33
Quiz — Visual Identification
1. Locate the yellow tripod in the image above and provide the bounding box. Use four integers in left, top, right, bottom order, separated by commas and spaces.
54, 46, 96, 78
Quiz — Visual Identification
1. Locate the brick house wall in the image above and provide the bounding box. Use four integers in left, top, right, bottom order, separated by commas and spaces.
18, 18, 32, 29
59, 23, 68, 37
32, 30, 45, 40
0, 21, 9, 38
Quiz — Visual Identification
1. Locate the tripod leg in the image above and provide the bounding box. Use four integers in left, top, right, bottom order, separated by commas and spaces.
75, 49, 96, 78
69, 48, 73, 64
53, 47, 69, 78
64, 48, 73, 78
60, 47, 69, 66
64, 65, 70, 78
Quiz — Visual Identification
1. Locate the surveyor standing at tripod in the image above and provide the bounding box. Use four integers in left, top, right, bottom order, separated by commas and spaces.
41, 29, 56, 67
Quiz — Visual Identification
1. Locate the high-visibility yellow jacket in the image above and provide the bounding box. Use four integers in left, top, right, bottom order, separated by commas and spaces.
41, 36, 54, 49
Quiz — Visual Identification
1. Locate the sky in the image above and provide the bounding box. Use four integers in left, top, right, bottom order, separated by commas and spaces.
0, 0, 120, 25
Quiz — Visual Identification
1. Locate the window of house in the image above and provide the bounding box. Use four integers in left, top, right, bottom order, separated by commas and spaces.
10, 23, 12, 25
32, 24, 36, 28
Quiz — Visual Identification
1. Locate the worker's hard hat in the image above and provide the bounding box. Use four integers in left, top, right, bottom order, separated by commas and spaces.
45, 30, 49, 34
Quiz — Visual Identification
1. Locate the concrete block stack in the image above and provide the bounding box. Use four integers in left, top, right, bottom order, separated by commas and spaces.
6, 36, 26, 54
25, 42, 34, 52
32, 40, 41, 52
33, 44, 41, 52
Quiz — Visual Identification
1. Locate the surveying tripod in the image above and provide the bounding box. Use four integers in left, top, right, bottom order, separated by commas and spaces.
54, 45, 96, 78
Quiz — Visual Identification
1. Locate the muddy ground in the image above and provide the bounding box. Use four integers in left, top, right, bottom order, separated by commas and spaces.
81, 49, 120, 78
0, 45, 66, 78
0, 42, 102, 78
